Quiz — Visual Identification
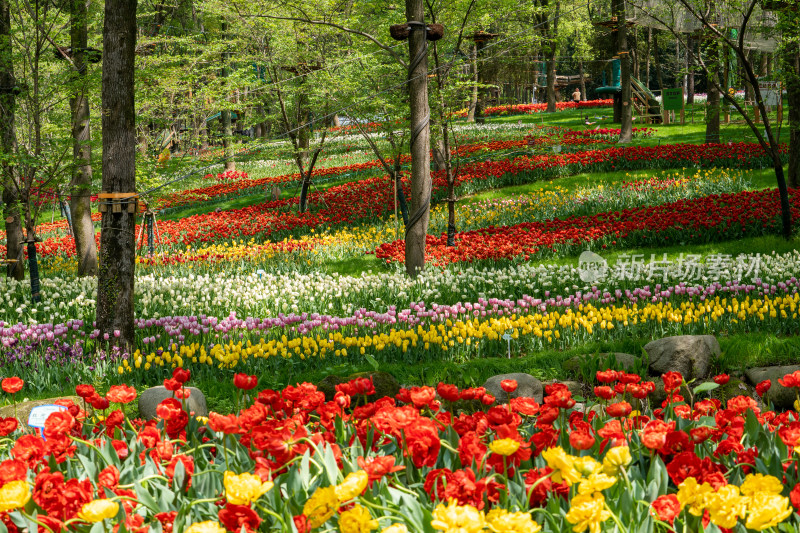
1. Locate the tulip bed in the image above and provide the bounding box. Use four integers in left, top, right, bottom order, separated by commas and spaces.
1, 369, 800, 533
3, 248, 800, 391
0, 142, 785, 265
454, 99, 614, 118
374, 188, 800, 266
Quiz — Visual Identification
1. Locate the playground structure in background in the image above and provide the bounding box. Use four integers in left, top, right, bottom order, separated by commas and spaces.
595, 58, 662, 124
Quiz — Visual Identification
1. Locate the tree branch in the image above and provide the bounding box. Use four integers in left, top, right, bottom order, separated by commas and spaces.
252, 13, 407, 69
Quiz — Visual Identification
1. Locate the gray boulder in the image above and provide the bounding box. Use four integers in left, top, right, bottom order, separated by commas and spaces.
645, 335, 720, 380
138, 386, 208, 420
483, 373, 543, 403
745, 365, 800, 410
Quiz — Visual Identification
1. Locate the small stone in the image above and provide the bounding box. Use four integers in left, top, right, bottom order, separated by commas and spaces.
138, 386, 208, 420
483, 373, 543, 403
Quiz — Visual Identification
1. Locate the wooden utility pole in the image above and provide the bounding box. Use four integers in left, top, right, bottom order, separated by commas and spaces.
97, 0, 138, 349
69, 0, 98, 276
403, 0, 431, 277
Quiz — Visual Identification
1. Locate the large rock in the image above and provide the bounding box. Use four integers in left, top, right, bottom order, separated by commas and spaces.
0, 396, 81, 430
563, 353, 638, 376
138, 386, 208, 420
483, 373, 543, 403
745, 365, 800, 410
645, 335, 720, 380
316, 371, 400, 402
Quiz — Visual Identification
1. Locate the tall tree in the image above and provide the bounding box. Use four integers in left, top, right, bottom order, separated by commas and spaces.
0, 0, 23, 280
97, 0, 138, 349
221, 20, 235, 172
404, 0, 432, 277
427, 0, 476, 246
614, 0, 632, 142
703, 36, 722, 143
532, 0, 560, 113
781, 8, 799, 188
69, 0, 98, 276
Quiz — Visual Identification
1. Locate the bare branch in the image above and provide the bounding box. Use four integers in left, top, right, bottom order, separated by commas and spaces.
251, 13, 407, 69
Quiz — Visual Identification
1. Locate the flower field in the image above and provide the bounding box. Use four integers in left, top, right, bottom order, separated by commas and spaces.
2, 114, 800, 533
0, 142, 786, 267
1, 370, 800, 533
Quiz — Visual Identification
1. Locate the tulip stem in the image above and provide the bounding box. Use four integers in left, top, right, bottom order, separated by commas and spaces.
255, 502, 288, 530
359, 499, 415, 527
604, 502, 630, 533
69, 436, 112, 466
118, 475, 170, 489
187, 497, 221, 508
222, 433, 230, 471
525, 470, 555, 507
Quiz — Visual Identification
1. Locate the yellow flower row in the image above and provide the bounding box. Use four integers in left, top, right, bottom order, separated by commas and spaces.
124, 293, 799, 374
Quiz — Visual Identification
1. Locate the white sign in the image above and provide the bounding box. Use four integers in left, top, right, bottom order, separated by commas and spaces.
28, 404, 68, 431
759, 81, 782, 107
502, 329, 514, 359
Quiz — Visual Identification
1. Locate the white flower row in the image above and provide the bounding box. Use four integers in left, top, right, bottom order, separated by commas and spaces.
2, 249, 799, 326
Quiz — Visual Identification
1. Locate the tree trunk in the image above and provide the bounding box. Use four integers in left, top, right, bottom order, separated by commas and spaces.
546, 50, 557, 112
297, 92, 312, 213
706, 42, 721, 144
788, 44, 799, 188
467, 43, 477, 122
654, 31, 665, 93
0, 0, 23, 280
615, 0, 632, 143
69, 0, 98, 276
404, 1, 431, 277
433, 139, 447, 171
743, 49, 754, 104
475, 40, 487, 124
221, 22, 235, 172
579, 60, 587, 100
645, 27, 651, 89
687, 36, 695, 104
97, 0, 138, 350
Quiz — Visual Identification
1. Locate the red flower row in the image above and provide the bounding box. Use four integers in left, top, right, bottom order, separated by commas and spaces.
374, 188, 800, 265
453, 99, 614, 118
0, 143, 781, 260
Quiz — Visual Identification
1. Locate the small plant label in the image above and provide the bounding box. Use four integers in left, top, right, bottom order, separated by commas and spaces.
502, 329, 514, 358
28, 404, 68, 439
